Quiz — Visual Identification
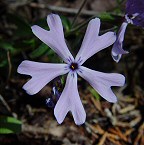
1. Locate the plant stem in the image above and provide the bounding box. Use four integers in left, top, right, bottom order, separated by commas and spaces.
71, 0, 88, 27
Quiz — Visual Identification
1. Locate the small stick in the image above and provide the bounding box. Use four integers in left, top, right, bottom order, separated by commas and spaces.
119, 105, 135, 114
71, 0, 88, 27
30, 2, 99, 16
115, 127, 128, 142
90, 96, 102, 113
7, 51, 12, 83
108, 137, 122, 145
124, 128, 134, 136
134, 123, 144, 145
107, 133, 119, 140
29, 3, 123, 17
98, 132, 107, 145
0, 94, 11, 112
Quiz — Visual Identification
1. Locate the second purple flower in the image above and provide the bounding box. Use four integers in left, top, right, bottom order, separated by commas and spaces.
112, 0, 144, 62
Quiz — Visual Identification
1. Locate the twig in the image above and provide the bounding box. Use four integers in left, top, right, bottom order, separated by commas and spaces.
71, 0, 88, 27
115, 127, 128, 142
7, 51, 12, 83
119, 105, 135, 114
98, 132, 107, 145
90, 96, 102, 113
107, 133, 119, 140
134, 133, 142, 145
0, 94, 11, 112
104, 108, 117, 125
91, 132, 99, 139
66, 16, 93, 36
115, 121, 131, 127
85, 123, 104, 134
108, 127, 130, 143
108, 137, 122, 145
124, 128, 134, 136
29, 2, 99, 16
29, 2, 123, 17
130, 116, 141, 127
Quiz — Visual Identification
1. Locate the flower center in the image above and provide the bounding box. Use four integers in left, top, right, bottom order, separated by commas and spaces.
70, 63, 78, 71
127, 14, 133, 19
125, 13, 139, 23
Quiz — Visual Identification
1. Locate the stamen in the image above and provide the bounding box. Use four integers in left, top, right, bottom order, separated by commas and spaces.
71, 65, 74, 69
70, 63, 78, 71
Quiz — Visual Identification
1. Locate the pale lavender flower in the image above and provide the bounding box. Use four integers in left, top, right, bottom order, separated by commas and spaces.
111, 22, 129, 62
112, 0, 144, 62
18, 14, 125, 125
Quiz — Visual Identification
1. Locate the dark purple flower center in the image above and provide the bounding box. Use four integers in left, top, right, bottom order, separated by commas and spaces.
70, 63, 78, 71
127, 14, 133, 19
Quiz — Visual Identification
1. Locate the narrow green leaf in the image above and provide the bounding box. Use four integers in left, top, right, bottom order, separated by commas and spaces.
29, 43, 50, 59
0, 42, 15, 52
0, 116, 22, 134
23, 39, 36, 48
89, 88, 100, 100
60, 16, 72, 31
99, 12, 115, 21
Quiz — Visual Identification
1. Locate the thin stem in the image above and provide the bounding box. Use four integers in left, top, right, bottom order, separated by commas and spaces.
0, 94, 11, 113
29, 2, 99, 16
66, 16, 117, 36
66, 16, 94, 36
71, 0, 88, 27
7, 51, 12, 83
30, 3, 123, 17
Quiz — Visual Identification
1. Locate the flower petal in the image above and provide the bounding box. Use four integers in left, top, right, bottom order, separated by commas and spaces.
75, 18, 116, 65
31, 14, 74, 63
78, 66, 125, 103
17, 60, 68, 95
54, 72, 86, 125
132, 13, 144, 27
111, 22, 129, 63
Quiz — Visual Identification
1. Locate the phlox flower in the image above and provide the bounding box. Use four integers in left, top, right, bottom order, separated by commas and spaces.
18, 14, 125, 125
112, 0, 144, 62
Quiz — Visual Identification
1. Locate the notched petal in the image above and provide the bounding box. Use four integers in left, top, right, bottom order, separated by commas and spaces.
31, 14, 74, 63
78, 66, 125, 103
54, 73, 86, 125
111, 22, 129, 62
17, 60, 69, 95
75, 17, 116, 64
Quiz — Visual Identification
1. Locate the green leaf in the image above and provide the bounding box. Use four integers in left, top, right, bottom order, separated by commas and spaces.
0, 116, 22, 134
99, 12, 115, 21
89, 88, 100, 100
60, 16, 72, 31
0, 42, 15, 52
29, 43, 51, 59
23, 39, 36, 48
